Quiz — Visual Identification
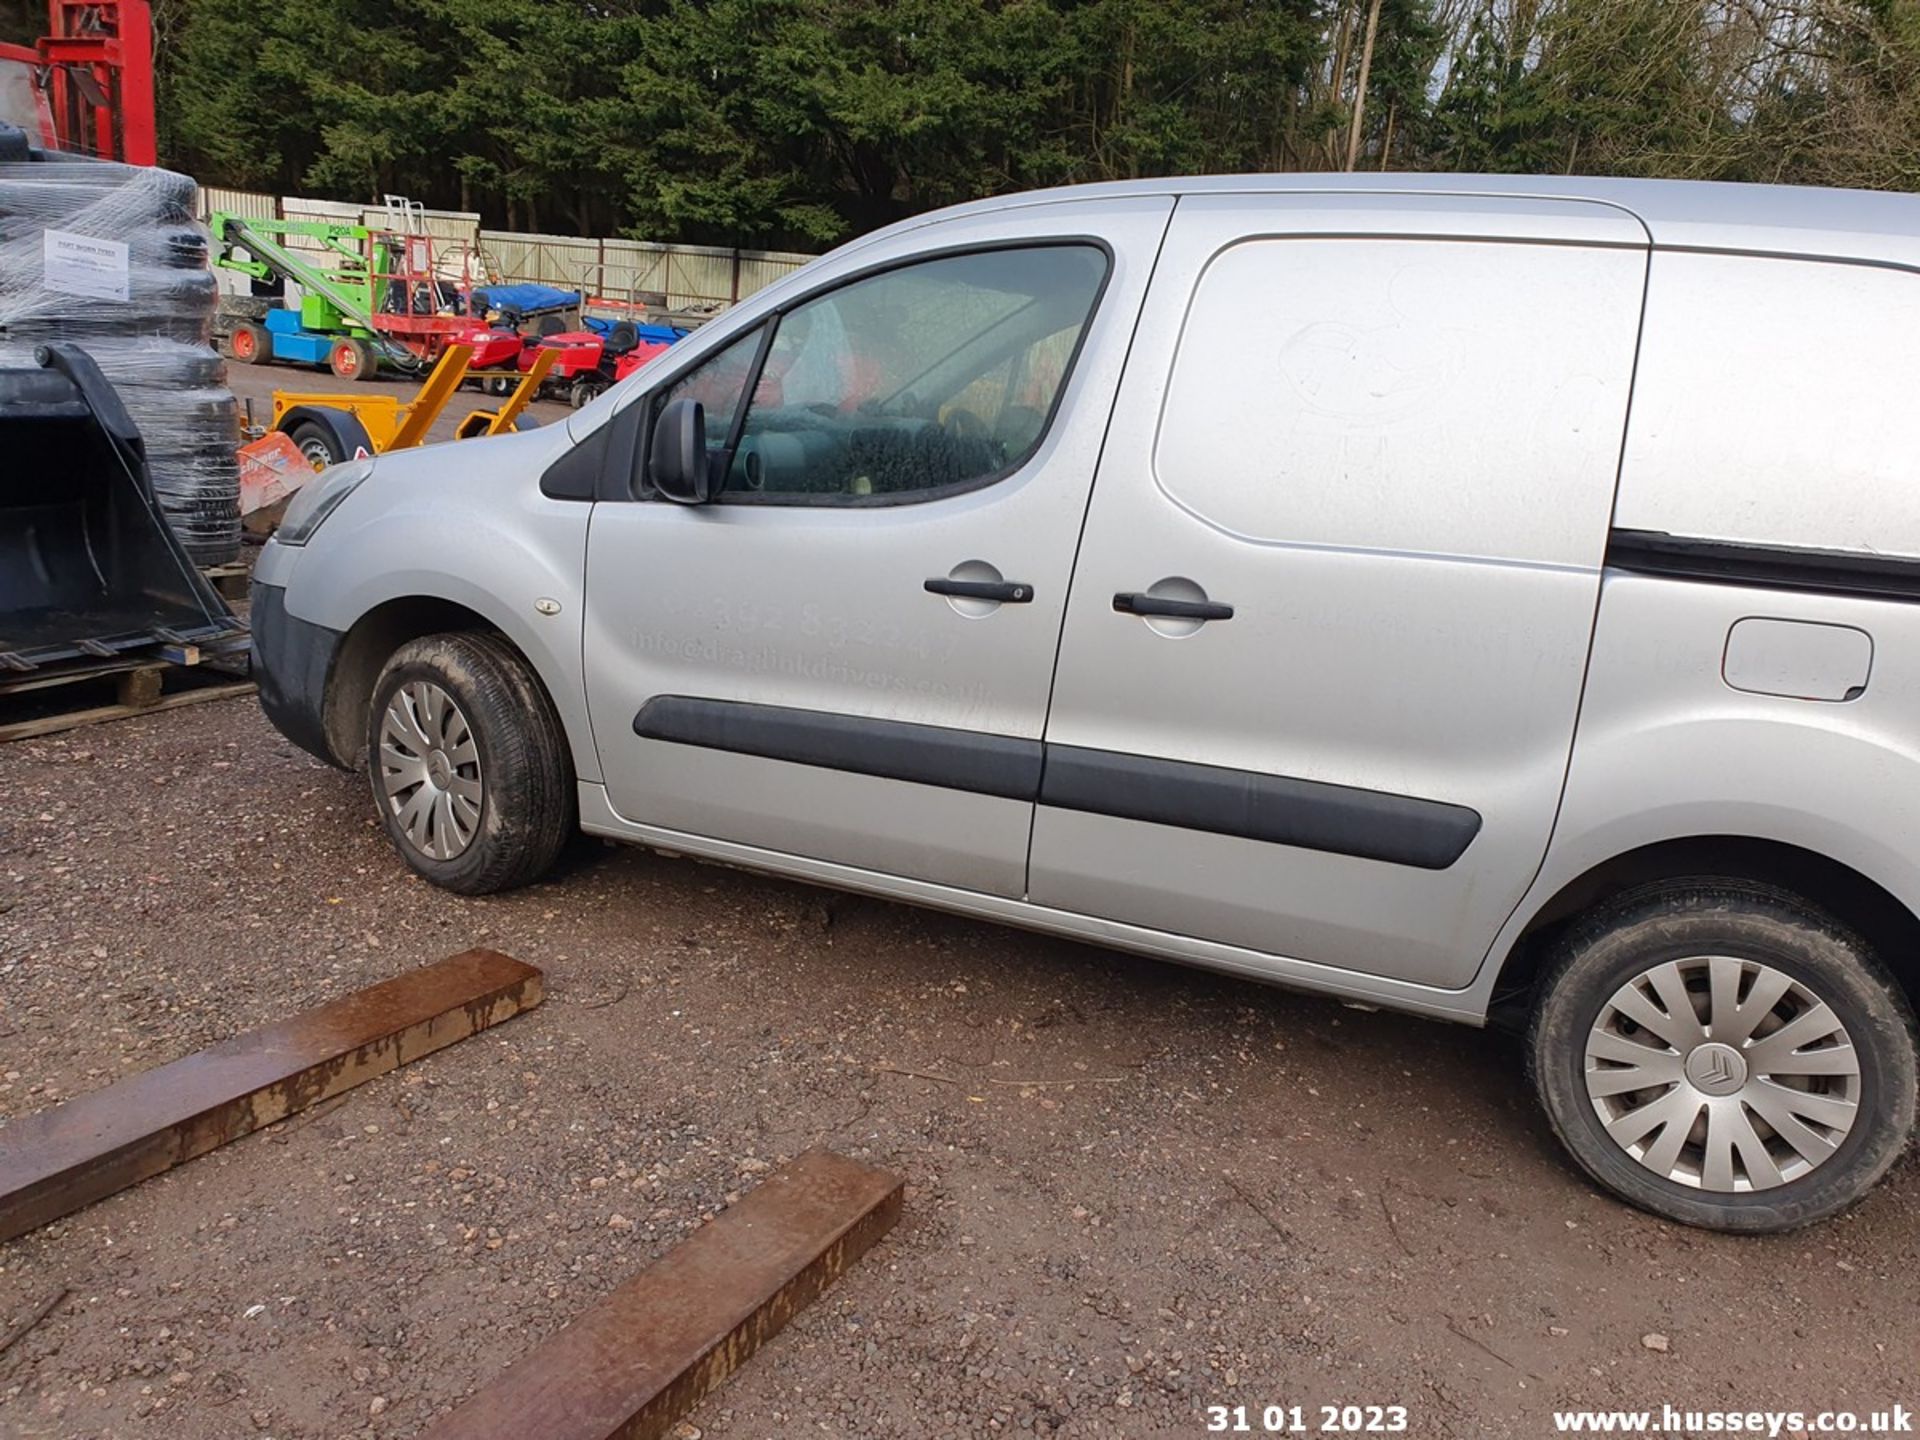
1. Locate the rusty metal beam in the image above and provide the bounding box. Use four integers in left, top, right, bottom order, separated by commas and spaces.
421, 1148, 903, 1440
0, 949, 542, 1243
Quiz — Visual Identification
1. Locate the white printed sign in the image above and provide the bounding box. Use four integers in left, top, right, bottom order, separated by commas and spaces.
42, 229, 130, 302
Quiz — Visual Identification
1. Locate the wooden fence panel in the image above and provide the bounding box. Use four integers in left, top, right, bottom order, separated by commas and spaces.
191, 190, 815, 314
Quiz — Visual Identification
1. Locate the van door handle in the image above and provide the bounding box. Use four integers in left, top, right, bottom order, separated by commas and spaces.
1113, 592, 1234, 621
925, 578, 1033, 604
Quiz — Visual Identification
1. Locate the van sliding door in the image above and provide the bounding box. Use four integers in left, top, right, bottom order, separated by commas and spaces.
1029, 193, 1650, 990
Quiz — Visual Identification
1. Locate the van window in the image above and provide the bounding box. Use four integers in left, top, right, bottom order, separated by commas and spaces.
652, 323, 765, 455
1153, 237, 1645, 565
1614, 253, 1920, 558
717, 244, 1107, 503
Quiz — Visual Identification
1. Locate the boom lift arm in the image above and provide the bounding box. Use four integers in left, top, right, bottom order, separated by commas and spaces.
210, 212, 382, 334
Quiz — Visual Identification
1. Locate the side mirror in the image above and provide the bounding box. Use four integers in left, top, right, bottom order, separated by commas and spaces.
649, 396, 711, 504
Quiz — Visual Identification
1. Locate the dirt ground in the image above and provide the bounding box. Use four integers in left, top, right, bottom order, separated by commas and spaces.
1, 698, 1916, 1440
223, 354, 578, 447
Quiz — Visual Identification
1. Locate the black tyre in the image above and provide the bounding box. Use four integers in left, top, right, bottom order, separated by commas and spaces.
285, 419, 348, 469
365, 632, 575, 895
142, 224, 211, 269
229, 322, 270, 364
570, 374, 608, 409
329, 336, 375, 381
279, 408, 376, 470
1530, 881, 1917, 1232
107, 344, 230, 390
133, 268, 219, 310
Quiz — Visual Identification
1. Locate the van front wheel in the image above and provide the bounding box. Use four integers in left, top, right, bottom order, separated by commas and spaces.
1529, 882, 1916, 1232
365, 632, 575, 894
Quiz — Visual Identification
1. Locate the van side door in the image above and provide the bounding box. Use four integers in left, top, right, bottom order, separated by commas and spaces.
581, 197, 1174, 899
1029, 194, 1650, 990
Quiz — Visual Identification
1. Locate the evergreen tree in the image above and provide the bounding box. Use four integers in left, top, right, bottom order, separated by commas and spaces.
152, 0, 1920, 250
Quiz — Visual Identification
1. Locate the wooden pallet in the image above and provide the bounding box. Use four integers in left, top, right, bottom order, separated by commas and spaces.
201, 559, 252, 603
0, 642, 254, 744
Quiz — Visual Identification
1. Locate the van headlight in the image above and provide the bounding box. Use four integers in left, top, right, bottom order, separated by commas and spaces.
276, 458, 375, 546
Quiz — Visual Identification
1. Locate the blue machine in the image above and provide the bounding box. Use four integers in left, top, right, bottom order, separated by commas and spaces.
264, 307, 340, 365
470, 283, 581, 320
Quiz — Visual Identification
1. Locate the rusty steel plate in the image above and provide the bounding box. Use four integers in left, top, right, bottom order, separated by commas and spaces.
0, 948, 543, 1243
421, 1147, 904, 1440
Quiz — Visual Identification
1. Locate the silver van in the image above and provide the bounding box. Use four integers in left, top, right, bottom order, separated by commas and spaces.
251, 175, 1920, 1232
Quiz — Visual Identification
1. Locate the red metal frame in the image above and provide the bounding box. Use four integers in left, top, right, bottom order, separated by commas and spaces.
367, 229, 473, 361
0, 41, 57, 145
10, 1, 155, 163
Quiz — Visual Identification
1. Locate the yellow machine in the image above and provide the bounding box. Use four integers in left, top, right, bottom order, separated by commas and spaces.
268, 344, 557, 467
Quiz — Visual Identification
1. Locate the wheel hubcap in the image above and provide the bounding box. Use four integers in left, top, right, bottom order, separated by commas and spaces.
378, 681, 482, 860
1682, 1042, 1748, 1096
1584, 956, 1861, 1192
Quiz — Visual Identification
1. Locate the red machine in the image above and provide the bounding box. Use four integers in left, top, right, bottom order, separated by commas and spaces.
612, 345, 662, 383
450, 321, 537, 395
450, 321, 526, 371
0, 1, 155, 163
515, 321, 674, 408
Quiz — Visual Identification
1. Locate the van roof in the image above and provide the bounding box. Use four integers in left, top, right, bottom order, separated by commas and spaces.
899, 173, 1920, 271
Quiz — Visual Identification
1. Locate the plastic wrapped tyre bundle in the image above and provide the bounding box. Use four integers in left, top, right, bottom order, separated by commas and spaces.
149, 447, 245, 484
148, 434, 243, 470
14, 312, 214, 346
156, 486, 241, 518
135, 224, 212, 270
4, 343, 227, 397
142, 169, 201, 224
146, 386, 241, 429
169, 527, 241, 568
0, 185, 196, 240
0, 163, 198, 222
146, 451, 241, 483
177, 514, 243, 553
159, 493, 243, 528
143, 403, 241, 489
129, 267, 219, 312
123, 379, 243, 567
0, 340, 229, 396
25, 307, 211, 331
154, 493, 242, 566
147, 422, 244, 466
136, 314, 218, 346
1, 262, 216, 343
160, 486, 243, 527
90, 340, 228, 391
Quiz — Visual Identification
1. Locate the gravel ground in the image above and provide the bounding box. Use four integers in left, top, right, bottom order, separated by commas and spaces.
1, 699, 1916, 1440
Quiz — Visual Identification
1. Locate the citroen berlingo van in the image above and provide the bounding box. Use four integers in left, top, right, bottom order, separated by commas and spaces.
252, 174, 1920, 1232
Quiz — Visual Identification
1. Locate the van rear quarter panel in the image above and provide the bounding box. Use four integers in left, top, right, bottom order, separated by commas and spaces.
1524, 574, 1920, 937
1614, 251, 1920, 556
1502, 248, 1920, 978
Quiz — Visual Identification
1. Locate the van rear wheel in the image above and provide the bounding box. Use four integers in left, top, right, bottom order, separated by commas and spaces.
365, 632, 575, 894
1529, 881, 1916, 1232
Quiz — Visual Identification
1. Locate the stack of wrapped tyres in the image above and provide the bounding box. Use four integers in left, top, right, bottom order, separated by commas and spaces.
0, 156, 240, 565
